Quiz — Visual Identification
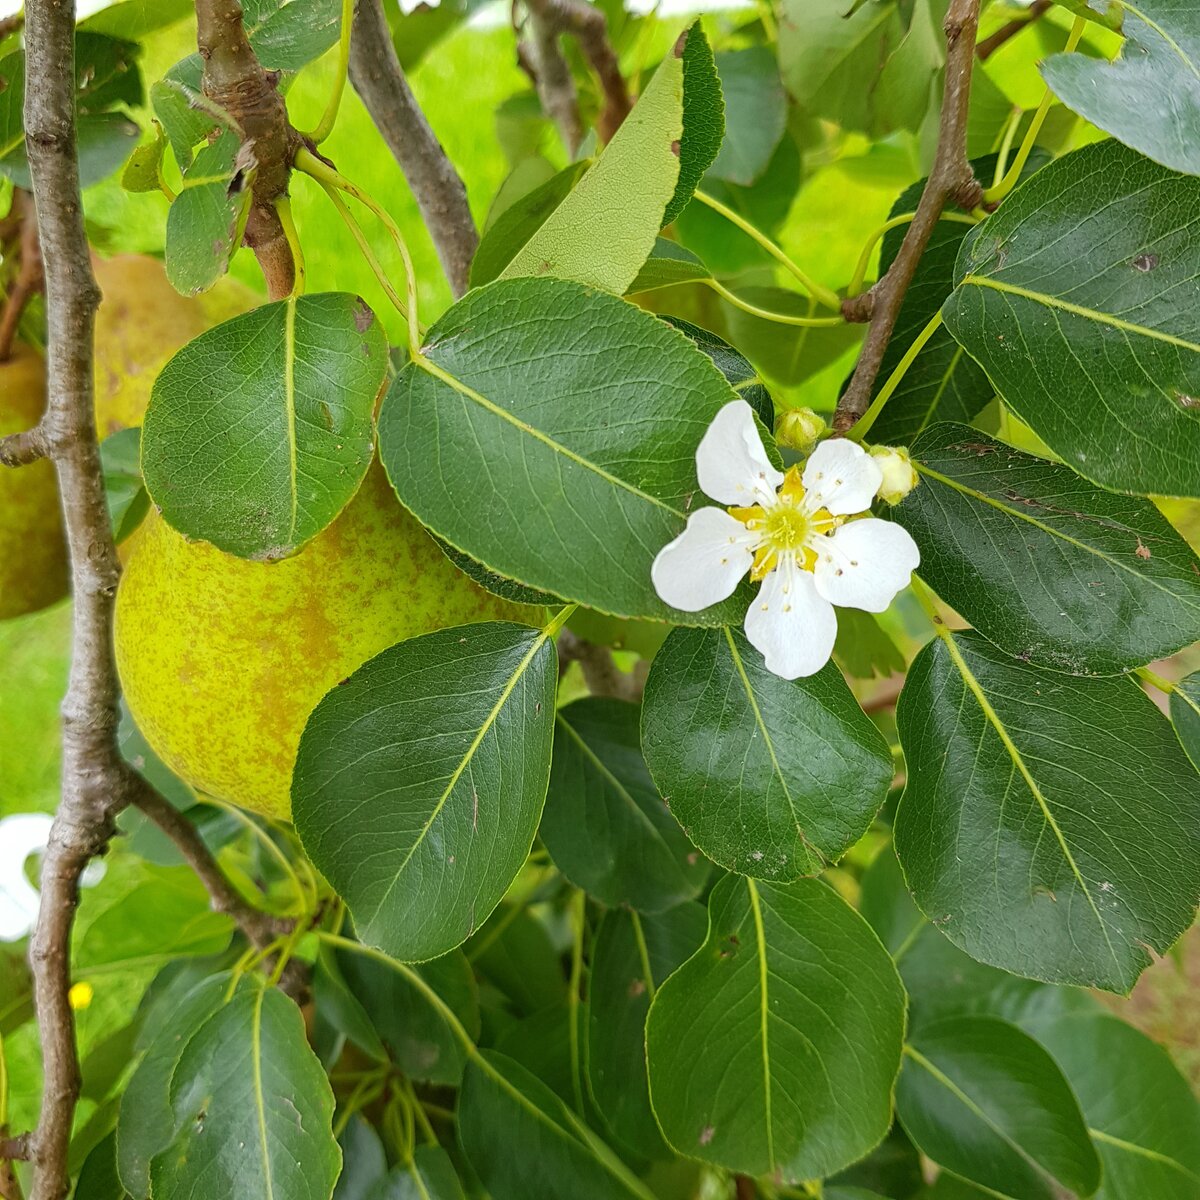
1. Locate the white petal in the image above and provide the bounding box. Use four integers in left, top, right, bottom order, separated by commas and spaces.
813, 518, 920, 613
695, 400, 784, 506
801, 437, 884, 516
652, 507, 756, 612
743, 556, 837, 680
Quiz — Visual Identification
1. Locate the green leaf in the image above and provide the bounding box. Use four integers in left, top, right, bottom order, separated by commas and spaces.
642, 627, 893, 880
661, 22, 724, 228
81, 0, 193, 38
100, 428, 149, 544
333, 1116, 387, 1200
658, 314, 775, 428
470, 160, 589, 287
1027, 1012, 1200, 1199
313, 947, 387, 1062
587, 904, 707, 1159
833, 608, 905, 680
434, 538, 560, 607
458, 1051, 656, 1200
778, 0, 905, 134
377, 277, 749, 624
141, 293, 388, 560
293, 621, 558, 962
75, 1132, 130, 1200
116, 973, 231, 1198
121, 122, 167, 194
942, 140, 1200, 498
334, 946, 480, 1084
860, 846, 1101, 1036
164, 131, 255, 296
243, 0, 342, 71
467, 903, 566, 1016
542, 698, 707, 911
897, 1016, 1101, 1200
500, 27, 687, 293
1042, 2, 1200, 176
645, 875, 906, 1182
369, 1148, 466, 1200
896, 423, 1200, 674
1170, 671, 1200, 770
894, 629, 1200, 991
708, 48, 786, 187
149, 984, 340, 1199
150, 57, 230, 170
390, 0, 491, 71
625, 238, 710, 295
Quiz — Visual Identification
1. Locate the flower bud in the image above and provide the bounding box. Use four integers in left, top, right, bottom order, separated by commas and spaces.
775, 407, 826, 454
870, 445, 918, 505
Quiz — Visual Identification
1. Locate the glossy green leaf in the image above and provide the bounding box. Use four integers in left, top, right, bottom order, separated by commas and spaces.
164, 131, 255, 297
897, 1016, 1100, 1199
334, 945, 480, 1084
832, 608, 905, 680
542, 698, 707, 911
645, 875, 905, 1182
141, 293, 387, 560
492, 1006, 573, 1103
860, 846, 1101, 1036
709, 48, 785, 187
778, 0, 905, 133
116, 973, 231, 1198
458, 1051, 656, 1200
313, 948, 387, 1062
587, 904, 707, 1159
1170, 670, 1200, 770
500, 31, 685, 294
658, 315, 775, 428
293, 621, 558, 962
942, 140, 1200, 498
333, 1117, 387, 1200
369, 1148, 466, 1200
467, 903, 566, 1016
895, 629, 1200, 991
471, 160, 589, 287
1028, 1012, 1200, 1199
81, 0, 193, 38
434, 538, 560, 607
149, 983, 340, 1199
662, 22, 724, 228
378, 277, 749, 624
75, 1132, 130, 1200
642, 627, 893, 879
1042, 3, 1200, 176
625, 238, 710, 295
897, 423, 1200, 674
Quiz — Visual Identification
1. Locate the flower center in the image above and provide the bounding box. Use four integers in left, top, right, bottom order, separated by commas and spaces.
728, 465, 841, 581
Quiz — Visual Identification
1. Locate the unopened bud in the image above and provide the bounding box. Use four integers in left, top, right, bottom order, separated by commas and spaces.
870, 445, 918, 505
775, 407, 826, 454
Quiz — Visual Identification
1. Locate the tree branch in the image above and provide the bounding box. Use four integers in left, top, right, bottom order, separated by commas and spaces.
834, 0, 983, 435
558, 629, 645, 702
0, 190, 42, 363
0, 1135, 30, 1165
525, 2, 584, 154
128, 781, 293, 945
19, 6, 138, 1198
976, 0, 1050, 60
0, 428, 48, 467
348, 0, 478, 298
195, 0, 299, 298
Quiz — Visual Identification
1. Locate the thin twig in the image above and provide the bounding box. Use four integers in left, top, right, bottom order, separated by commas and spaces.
348, 0, 477, 297
558, 629, 645, 702
0, 1135, 29, 1164
0, 14, 23, 40
976, 0, 1050, 60
129, 781, 294, 945
196, 0, 299, 299
522, 0, 631, 149
0, 428, 48, 467
834, 0, 983, 435
0, 191, 43, 362
19, 5, 136, 1197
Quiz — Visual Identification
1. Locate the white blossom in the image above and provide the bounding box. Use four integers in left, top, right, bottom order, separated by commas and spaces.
652, 400, 920, 679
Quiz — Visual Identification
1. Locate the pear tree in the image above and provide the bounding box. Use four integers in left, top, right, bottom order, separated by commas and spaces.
1, 1, 1199, 1198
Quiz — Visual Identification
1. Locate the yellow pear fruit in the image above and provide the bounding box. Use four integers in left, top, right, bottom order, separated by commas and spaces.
92, 253, 257, 436
0, 345, 68, 619
115, 463, 539, 821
